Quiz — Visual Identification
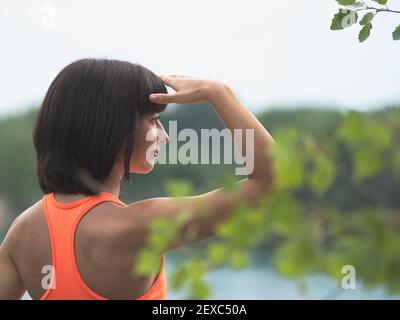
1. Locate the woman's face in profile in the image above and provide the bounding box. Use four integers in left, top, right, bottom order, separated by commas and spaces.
129, 112, 169, 173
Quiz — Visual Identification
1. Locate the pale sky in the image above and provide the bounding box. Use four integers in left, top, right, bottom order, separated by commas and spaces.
1, 0, 399, 117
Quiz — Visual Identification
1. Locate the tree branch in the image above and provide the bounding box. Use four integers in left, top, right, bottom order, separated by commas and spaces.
355, 6, 400, 14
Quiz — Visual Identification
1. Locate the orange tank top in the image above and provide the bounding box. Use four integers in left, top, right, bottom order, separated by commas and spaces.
39, 191, 167, 300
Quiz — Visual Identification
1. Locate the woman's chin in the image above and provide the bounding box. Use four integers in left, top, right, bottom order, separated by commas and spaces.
130, 162, 155, 174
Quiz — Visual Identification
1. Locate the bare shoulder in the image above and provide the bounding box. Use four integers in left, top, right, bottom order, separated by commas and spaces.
89, 198, 166, 243
107, 195, 217, 252
77, 196, 184, 256
0, 202, 34, 299
1, 200, 45, 253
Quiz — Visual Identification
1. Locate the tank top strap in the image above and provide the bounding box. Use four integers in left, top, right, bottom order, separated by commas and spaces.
76, 192, 126, 214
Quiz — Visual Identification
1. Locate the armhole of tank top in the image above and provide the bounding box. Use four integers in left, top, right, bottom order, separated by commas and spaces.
135, 254, 166, 300
39, 194, 57, 300
70, 195, 126, 300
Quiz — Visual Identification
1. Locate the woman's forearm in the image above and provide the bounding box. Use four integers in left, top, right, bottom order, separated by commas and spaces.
206, 84, 274, 183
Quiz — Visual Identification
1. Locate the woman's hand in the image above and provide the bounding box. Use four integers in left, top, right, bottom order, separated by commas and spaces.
149, 74, 229, 105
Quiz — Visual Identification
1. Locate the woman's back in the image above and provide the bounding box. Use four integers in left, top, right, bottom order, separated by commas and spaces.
7, 192, 166, 300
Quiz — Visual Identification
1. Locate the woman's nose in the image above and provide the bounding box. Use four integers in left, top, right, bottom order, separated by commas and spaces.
158, 123, 169, 145
155, 129, 169, 145
162, 130, 170, 145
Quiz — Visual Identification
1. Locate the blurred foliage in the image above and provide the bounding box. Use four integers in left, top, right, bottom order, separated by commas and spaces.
1, 104, 400, 299
134, 106, 400, 299
331, 0, 400, 42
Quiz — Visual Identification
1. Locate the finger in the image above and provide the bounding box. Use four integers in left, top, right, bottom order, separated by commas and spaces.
149, 93, 178, 104
170, 74, 191, 78
157, 74, 177, 88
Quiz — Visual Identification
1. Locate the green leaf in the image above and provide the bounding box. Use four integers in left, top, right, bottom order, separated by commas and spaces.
189, 278, 211, 300
270, 128, 304, 190
216, 203, 265, 247
373, 0, 387, 5
147, 216, 178, 252
331, 10, 358, 30
265, 193, 304, 236
324, 253, 350, 280
393, 25, 400, 41
331, 12, 345, 31
274, 156, 304, 190
308, 152, 336, 195
273, 234, 321, 277
134, 249, 161, 276
360, 13, 374, 26
359, 23, 372, 43
207, 242, 229, 265
229, 249, 249, 270
350, 1, 366, 8
336, 0, 356, 5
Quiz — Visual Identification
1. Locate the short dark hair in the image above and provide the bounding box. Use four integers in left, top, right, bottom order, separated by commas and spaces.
33, 58, 167, 195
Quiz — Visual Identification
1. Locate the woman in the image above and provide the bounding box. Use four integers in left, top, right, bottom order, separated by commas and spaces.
0, 58, 274, 299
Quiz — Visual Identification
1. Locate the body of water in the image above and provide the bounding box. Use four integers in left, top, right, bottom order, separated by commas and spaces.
22, 250, 399, 300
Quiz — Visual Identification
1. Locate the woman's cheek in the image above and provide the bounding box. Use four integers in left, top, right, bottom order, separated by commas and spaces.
145, 126, 158, 143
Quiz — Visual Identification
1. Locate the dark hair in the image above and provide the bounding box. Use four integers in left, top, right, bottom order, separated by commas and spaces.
33, 58, 167, 195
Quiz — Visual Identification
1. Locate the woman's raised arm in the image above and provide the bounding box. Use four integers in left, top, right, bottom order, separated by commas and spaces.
119, 75, 275, 252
